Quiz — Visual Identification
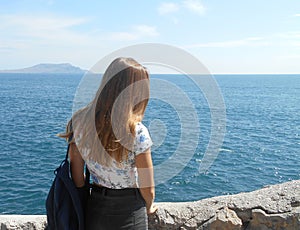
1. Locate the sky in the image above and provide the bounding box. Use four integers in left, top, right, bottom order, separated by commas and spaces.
1, 0, 300, 74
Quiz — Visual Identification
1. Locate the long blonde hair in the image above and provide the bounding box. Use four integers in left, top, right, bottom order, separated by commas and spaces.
60, 57, 150, 165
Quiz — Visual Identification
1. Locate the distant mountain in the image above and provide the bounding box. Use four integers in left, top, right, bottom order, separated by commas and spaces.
0, 63, 87, 74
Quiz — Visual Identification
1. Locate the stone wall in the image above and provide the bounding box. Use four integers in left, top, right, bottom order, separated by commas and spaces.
0, 216, 46, 230
148, 180, 300, 229
1, 180, 299, 230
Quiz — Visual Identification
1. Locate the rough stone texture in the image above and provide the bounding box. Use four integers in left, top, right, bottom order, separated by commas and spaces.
0, 180, 299, 229
148, 180, 300, 229
0, 215, 46, 230
203, 207, 242, 230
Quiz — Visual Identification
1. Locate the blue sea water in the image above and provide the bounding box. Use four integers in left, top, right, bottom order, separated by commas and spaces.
0, 73, 299, 214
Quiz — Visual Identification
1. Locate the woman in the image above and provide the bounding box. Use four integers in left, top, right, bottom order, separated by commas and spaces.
60, 57, 157, 229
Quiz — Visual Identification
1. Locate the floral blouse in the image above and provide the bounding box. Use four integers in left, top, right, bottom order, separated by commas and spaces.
81, 122, 153, 189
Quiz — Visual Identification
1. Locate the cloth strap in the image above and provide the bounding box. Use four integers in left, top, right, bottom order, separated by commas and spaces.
65, 144, 90, 187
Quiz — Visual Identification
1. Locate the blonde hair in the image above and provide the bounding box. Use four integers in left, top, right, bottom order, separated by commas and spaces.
59, 57, 150, 165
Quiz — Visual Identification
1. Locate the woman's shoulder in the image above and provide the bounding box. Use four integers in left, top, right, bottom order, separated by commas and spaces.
135, 122, 152, 139
135, 122, 147, 133
133, 122, 152, 155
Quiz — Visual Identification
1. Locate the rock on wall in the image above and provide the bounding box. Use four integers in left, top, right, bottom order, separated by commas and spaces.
0, 180, 299, 230
0, 215, 46, 230
148, 180, 300, 229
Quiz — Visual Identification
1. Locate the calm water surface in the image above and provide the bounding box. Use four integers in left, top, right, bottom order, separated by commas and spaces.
0, 73, 299, 214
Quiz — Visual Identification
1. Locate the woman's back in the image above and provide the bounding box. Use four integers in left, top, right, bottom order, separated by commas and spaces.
63, 57, 157, 229
85, 122, 152, 189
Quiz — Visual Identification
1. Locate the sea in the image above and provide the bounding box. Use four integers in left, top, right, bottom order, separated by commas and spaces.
0, 73, 299, 214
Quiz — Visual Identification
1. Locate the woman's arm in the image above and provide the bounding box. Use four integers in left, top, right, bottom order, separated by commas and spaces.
69, 143, 85, 187
136, 148, 158, 214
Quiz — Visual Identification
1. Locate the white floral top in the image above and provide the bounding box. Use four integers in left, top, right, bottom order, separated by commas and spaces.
83, 122, 153, 189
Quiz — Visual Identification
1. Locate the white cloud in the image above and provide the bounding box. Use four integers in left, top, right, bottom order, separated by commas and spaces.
1, 14, 87, 31
109, 32, 137, 41
158, 0, 205, 17
109, 25, 159, 41
290, 41, 300, 47
277, 31, 300, 39
185, 32, 300, 51
134, 25, 159, 37
189, 40, 245, 48
0, 14, 90, 44
1, 12, 158, 46
186, 37, 267, 48
158, 2, 180, 15
182, 0, 205, 15
293, 14, 300, 17
278, 54, 300, 59
274, 31, 300, 48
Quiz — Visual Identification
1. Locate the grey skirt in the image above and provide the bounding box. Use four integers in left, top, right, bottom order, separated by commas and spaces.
85, 186, 148, 230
